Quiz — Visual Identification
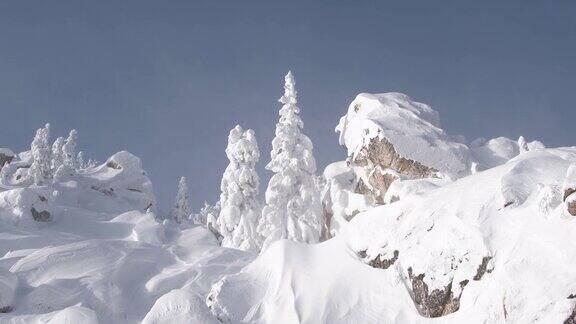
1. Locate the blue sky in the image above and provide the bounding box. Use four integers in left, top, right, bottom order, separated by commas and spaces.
0, 0, 575, 211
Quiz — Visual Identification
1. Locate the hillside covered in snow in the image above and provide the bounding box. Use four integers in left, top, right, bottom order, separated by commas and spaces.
0, 74, 575, 324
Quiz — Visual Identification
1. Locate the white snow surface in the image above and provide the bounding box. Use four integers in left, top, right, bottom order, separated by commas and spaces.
209, 148, 576, 323
0, 151, 254, 323
1, 95, 573, 324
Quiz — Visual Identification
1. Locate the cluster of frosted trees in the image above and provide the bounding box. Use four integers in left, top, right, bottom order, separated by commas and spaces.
170, 71, 324, 252
0, 124, 91, 186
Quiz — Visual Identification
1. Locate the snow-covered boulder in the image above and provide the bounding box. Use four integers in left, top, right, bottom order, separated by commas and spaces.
53, 151, 158, 215
0, 268, 18, 313
0, 148, 15, 168
46, 305, 99, 324
335, 93, 469, 203
0, 187, 54, 226
142, 289, 218, 324
563, 164, 576, 216
321, 161, 372, 237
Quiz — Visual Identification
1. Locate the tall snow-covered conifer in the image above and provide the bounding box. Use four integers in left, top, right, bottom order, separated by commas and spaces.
170, 176, 191, 223
29, 123, 52, 185
257, 71, 322, 247
217, 125, 261, 251
62, 129, 78, 169
51, 137, 65, 172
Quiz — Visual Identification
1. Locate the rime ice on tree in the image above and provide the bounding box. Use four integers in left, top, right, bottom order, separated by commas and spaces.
170, 176, 191, 223
217, 125, 261, 252
257, 71, 323, 248
29, 124, 52, 185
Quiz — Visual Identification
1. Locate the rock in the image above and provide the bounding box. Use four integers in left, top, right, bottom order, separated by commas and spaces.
407, 268, 468, 318
565, 193, 576, 216
0, 148, 14, 168
565, 305, 576, 324
352, 137, 436, 204
473, 256, 493, 281
360, 250, 399, 270
563, 165, 576, 216
336, 93, 469, 203
31, 207, 51, 222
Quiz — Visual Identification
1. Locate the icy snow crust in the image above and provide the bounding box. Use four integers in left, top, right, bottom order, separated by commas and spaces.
210, 148, 576, 323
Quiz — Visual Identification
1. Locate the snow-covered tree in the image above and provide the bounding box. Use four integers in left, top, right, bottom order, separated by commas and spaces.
204, 200, 222, 239
257, 71, 323, 247
77, 151, 85, 169
62, 129, 78, 170
170, 176, 191, 223
0, 162, 16, 185
217, 125, 261, 252
518, 136, 528, 153
29, 123, 52, 185
50, 137, 65, 172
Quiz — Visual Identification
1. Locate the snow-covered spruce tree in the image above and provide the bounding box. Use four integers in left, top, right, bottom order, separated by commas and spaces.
62, 129, 78, 170
50, 137, 65, 172
217, 125, 261, 252
77, 151, 85, 170
170, 176, 191, 223
257, 71, 323, 247
29, 123, 52, 185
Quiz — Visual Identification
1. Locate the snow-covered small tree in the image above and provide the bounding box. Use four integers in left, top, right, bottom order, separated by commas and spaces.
29, 123, 52, 185
217, 125, 261, 251
518, 136, 528, 153
50, 137, 65, 172
257, 71, 323, 248
0, 162, 16, 185
77, 151, 85, 169
204, 200, 222, 239
170, 176, 191, 223
62, 129, 78, 170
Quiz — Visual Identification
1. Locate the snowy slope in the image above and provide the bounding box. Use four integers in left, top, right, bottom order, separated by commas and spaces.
0, 151, 254, 324
1, 92, 574, 324
209, 148, 576, 323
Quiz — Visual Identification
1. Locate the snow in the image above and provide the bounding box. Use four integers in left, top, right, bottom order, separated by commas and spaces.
209, 148, 576, 323
0, 90, 572, 323
0, 151, 253, 323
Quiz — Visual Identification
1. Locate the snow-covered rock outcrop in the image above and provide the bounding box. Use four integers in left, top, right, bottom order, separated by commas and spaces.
335, 93, 469, 203
208, 148, 576, 323
333, 93, 545, 206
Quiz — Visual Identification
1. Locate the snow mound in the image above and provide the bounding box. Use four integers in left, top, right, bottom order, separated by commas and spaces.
209, 148, 576, 323
142, 289, 218, 324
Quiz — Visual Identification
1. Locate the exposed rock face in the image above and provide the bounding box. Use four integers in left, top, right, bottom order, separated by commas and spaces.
31, 207, 51, 222
408, 268, 468, 318
562, 165, 576, 216
0, 153, 13, 168
473, 256, 493, 281
352, 137, 437, 203
566, 305, 576, 324
364, 250, 399, 269
566, 196, 576, 216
